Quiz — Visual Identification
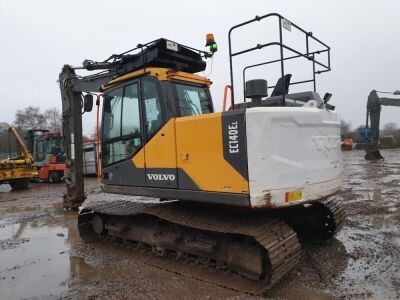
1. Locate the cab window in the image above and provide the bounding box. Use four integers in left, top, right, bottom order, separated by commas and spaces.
103, 82, 142, 166
35, 140, 46, 162
174, 83, 213, 117
46, 139, 63, 155
143, 78, 164, 138
103, 88, 123, 140
122, 84, 140, 136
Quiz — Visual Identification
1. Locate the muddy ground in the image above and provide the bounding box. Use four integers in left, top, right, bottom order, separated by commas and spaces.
0, 150, 399, 300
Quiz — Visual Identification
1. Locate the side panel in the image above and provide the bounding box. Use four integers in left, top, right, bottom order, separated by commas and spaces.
246, 107, 343, 208
175, 112, 249, 194
221, 110, 248, 180
102, 157, 145, 186
143, 119, 178, 188
39, 166, 49, 180
102, 120, 178, 188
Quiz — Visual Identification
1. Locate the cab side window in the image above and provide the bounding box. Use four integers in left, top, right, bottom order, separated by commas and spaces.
122, 84, 140, 136
103, 83, 142, 166
174, 83, 213, 117
35, 140, 45, 162
103, 88, 123, 141
142, 78, 164, 138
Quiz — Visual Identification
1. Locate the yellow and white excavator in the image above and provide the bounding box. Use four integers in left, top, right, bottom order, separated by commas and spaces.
0, 126, 38, 190
59, 13, 345, 294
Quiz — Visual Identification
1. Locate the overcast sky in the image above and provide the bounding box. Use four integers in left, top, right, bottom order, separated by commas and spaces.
1, 0, 399, 135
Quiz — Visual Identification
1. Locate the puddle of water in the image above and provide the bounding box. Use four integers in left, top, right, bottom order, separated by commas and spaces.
0, 224, 69, 299
0, 184, 11, 193
0, 218, 93, 299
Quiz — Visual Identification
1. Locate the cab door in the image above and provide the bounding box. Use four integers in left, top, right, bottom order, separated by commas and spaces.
102, 81, 146, 186
35, 139, 46, 166
141, 77, 178, 189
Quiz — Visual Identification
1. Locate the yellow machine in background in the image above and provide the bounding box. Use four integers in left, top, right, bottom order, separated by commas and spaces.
0, 126, 38, 190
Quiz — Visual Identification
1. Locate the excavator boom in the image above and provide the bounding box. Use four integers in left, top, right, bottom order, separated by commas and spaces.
8, 126, 33, 162
365, 90, 400, 160
59, 65, 114, 208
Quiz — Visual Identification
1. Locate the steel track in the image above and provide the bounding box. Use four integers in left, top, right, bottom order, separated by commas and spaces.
77, 195, 345, 294
78, 201, 301, 295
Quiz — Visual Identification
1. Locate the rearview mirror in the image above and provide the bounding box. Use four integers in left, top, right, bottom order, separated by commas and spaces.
84, 94, 93, 112
323, 93, 332, 103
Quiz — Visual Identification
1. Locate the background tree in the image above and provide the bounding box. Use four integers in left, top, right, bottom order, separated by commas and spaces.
340, 119, 352, 137
14, 106, 46, 131
382, 122, 398, 136
0, 123, 11, 155
44, 107, 62, 132
13, 106, 62, 132
0, 123, 21, 156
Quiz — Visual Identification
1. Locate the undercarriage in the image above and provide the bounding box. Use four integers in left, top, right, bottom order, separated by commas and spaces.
77, 196, 345, 295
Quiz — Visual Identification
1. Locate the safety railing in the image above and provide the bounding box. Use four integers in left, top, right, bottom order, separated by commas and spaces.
228, 13, 331, 106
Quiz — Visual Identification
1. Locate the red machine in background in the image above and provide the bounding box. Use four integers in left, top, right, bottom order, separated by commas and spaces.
341, 138, 353, 150
26, 130, 67, 183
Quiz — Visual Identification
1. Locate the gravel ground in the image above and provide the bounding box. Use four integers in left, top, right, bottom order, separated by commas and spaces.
0, 149, 399, 300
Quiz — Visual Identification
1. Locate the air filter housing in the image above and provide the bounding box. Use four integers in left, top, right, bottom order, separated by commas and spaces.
245, 79, 268, 103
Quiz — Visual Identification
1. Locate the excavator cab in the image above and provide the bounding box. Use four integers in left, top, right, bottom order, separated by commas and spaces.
99, 65, 217, 192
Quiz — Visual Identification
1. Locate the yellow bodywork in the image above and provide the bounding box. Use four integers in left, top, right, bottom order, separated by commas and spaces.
0, 126, 39, 183
131, 114, 249, 194
175, 113, 248, 194
133, 119, 177, 169
0, 161, 38, 182
104, 67, 247, 195
102, 67, 212, 91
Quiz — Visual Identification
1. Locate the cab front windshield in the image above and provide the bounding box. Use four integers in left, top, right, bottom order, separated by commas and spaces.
46, 139, 63, 154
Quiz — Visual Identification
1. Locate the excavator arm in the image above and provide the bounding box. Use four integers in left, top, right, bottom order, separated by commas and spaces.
9, 126, 33, 163
59, 65, 113, 209
365, 90, 400, 160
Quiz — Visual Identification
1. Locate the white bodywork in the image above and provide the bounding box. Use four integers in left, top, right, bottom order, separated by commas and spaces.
246, 106, 343, 208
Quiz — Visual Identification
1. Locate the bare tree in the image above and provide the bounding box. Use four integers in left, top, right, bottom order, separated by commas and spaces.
44, 107, 62, 132
340, 119, 352, 137
382, 122, 398, 136
14, 106, 46, 130
394, 129, 400, 144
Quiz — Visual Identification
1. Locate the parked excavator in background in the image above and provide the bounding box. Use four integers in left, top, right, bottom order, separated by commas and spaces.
365, 90, 400, 160
26, 129, 67, 183
58, 13, 345, 294
356, 126, 372, 149
0, 126, 38, 190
